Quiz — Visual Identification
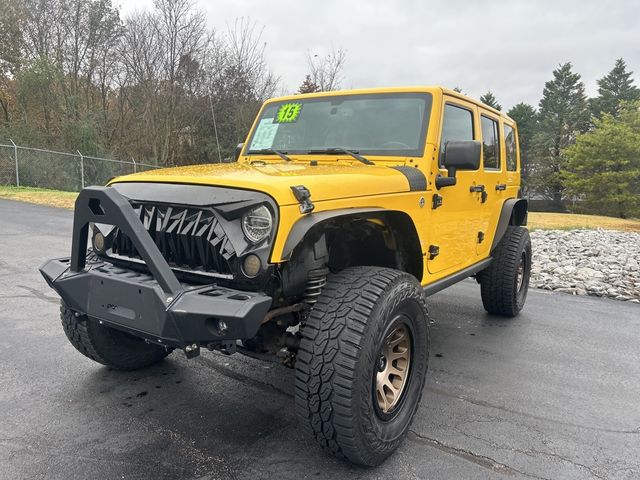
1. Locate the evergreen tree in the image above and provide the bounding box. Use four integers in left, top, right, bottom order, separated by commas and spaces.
507, 102, 537, 194
298, 74, 320, 94
529, 62, 590, 206
563, 102, 640, 218
590, 58, 640, 118
479, 91, 501, 111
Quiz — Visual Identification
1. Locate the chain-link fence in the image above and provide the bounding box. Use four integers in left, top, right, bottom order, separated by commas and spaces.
0, 141, 159, 191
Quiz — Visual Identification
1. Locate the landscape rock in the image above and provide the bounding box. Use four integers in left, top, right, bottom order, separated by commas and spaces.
530, 229, 640, 302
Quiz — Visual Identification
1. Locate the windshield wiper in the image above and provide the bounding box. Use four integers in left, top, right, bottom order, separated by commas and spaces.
306, 147, 374, 165
249, 148, 292, 161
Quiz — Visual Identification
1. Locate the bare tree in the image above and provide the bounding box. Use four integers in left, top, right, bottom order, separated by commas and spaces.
1, 0, 282, 168
306, 47, 346, 92
197, 18, 279, 162
119, 0, 208, 164
153, 0, 207, 164
223, 17, 278, 101
0, 0, 24, 123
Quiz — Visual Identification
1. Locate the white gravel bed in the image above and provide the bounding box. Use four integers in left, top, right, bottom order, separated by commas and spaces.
530, 229, 640, 302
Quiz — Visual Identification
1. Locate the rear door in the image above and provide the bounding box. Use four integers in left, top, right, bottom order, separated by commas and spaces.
475, 112, 507, 256
503, 121, 520, 195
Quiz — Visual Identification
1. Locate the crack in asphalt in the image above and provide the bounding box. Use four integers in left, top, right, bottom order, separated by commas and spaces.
407, 430, 549, 479
453, 423, 607, 480
0, 294, 58, 304
15, 285, 60, 305
425, 386, 640, 435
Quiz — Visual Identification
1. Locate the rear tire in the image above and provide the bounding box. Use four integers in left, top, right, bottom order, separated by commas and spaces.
60, 302, 171, 371
479, 226, 532, 317
295, 266, 429, 466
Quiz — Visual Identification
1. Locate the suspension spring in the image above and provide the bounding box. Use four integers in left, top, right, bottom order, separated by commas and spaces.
303, 268, 328, 305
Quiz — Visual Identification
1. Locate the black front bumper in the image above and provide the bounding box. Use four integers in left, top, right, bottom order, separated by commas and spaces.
39, 187, 272, 348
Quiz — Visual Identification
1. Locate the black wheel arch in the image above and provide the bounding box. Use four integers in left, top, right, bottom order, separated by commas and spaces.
281, 209, 424, 286
491, 198, 528, 252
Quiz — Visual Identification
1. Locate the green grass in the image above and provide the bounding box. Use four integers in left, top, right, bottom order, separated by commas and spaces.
528, 212, 640, 232
0, 186, 78, 209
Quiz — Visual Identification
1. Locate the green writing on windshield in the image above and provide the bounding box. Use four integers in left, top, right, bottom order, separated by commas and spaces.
275, 103, 302, 123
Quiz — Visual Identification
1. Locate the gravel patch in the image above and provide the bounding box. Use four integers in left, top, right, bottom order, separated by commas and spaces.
530, 229, 640, 303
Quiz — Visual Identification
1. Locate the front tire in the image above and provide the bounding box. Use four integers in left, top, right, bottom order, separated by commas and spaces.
478, 226, 532, 317
295, 267, 430, 466
60, 302, 171, 371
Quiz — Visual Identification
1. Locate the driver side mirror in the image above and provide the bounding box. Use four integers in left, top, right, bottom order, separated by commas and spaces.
435, 140, 481, 189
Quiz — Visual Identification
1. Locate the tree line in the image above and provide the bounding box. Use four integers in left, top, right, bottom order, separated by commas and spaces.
0, 0, 283, 165
1, 0, 638, 217
478, 59, 640, 218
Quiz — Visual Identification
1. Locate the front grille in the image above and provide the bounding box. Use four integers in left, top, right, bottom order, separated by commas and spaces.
111, 203, 236, 274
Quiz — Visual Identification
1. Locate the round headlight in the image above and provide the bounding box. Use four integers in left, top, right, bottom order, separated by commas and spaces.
242, 205, 273, 244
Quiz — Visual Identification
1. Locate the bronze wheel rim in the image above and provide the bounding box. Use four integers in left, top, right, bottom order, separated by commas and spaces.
516, 253, 525, 291
375, 324, 412, 414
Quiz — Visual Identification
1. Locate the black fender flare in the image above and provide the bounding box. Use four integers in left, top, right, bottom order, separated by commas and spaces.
280, 208, 386, 260
491, 198, 528, 252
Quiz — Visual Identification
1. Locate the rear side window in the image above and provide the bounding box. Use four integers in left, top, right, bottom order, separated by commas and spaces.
440, 104, 474, 166
481, 115, 500, 170
504, 124, 517, 171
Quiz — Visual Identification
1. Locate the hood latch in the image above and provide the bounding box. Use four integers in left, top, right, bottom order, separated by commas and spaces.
290, 185, 315, 214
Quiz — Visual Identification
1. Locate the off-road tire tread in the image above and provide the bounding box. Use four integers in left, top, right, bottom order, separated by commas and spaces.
479, 226, 531, 317
295, 266, 429, 465
60, 302, 170, 370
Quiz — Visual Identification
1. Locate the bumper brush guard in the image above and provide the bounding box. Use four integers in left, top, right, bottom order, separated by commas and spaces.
39, 187, 272, 354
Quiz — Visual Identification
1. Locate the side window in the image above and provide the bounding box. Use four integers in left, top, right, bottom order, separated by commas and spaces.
481, 115, 500, 170
504, 124, 517, 171
440, 104, 474, 166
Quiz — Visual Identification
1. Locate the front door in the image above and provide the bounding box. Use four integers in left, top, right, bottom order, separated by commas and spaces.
427, 99, 486, 274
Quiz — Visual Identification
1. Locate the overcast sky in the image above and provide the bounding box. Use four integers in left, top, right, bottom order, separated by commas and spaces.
117, 0, 640, 111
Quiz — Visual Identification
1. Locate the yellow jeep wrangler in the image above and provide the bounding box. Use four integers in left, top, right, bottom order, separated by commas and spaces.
40, 86, 530, 466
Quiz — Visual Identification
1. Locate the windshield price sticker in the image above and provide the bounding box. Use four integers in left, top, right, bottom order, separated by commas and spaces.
275, 103, 302, 123
250, 118, 280, 150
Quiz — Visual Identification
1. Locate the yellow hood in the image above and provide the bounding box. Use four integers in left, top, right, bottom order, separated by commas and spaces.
109, 161, 414, 206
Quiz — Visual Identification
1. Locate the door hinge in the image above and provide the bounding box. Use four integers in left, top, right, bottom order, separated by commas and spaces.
477, 231, 485, 243
428, 245, 440, 259
481, 191, 488, 203
432, 193, 443, 209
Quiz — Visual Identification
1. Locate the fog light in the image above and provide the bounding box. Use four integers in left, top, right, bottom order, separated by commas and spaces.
217, 320, 228, 335
243, 254, 261, 277
93, 232, 105, 253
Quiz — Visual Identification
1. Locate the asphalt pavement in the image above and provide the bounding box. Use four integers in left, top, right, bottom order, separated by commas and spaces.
0, 198, 639, 480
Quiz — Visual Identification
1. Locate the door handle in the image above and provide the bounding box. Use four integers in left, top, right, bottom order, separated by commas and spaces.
469, 184, 485, 193
495, 184, 507, 191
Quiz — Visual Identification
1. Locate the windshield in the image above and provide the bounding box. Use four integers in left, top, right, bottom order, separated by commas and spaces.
246, 93, 432, 157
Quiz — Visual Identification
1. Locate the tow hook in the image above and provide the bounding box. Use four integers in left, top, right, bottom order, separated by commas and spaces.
183, 343, 200, 359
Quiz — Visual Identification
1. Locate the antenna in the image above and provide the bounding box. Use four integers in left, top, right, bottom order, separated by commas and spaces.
209, 93, 223, 163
